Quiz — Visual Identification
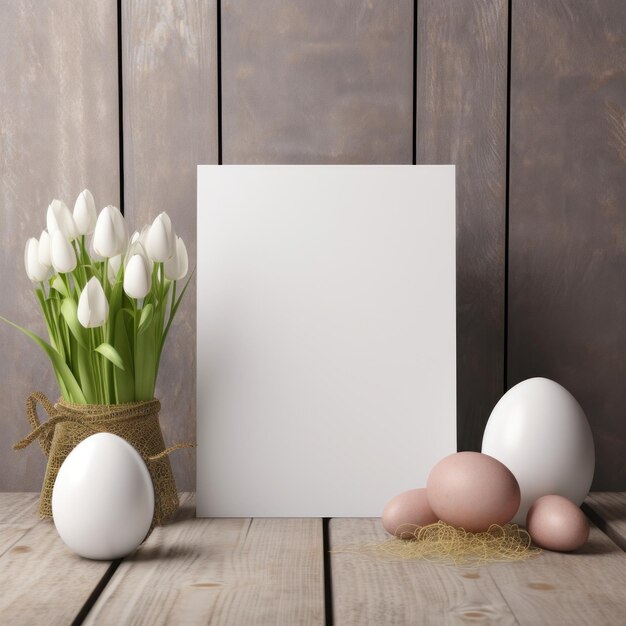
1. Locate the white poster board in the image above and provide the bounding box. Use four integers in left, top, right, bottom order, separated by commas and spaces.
197, 165, 456, 517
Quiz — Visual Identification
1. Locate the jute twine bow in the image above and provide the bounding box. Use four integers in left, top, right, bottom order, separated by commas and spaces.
14, 391, 194, 526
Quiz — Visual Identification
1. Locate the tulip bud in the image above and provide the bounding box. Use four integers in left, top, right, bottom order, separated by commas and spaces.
89, 236, 104, 262
124, 252, 152, 299
38, 230, 52, 267
108, 254, 123, 282
93, 205, 128, 258
51, 230, 77, 273
73, 189, 97, 235
47, 199, 78, 241
126, 239, 153, 271
129, 226, 151, 247
164, 236, 189, 281
146, 212, 176, 262
24, 238, 51, 283
77, 277, 109, 328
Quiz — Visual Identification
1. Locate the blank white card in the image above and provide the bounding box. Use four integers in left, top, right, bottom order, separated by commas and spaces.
197, 165, 456, 517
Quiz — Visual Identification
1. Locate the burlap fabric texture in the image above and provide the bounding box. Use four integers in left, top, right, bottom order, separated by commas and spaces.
14, 392, 186, 526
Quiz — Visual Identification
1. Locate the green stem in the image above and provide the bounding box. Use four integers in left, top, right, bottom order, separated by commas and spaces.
157, 280, 176, 366
49, 297, 65, 361
71, 240, 85, 289
102, 257, 109, 297
90, 328, 102, 403
61, 272, 72, 298
36, 286, 62, 355
132, 298, 140, 399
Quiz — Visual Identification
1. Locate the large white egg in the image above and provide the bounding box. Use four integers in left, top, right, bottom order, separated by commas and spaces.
52, 432, 154, 559
481, 377, 594, 525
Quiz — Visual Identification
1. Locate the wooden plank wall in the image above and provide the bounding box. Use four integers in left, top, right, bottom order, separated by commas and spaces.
0, 1, 120, 490
508, 0, 626, 490
221, 0, 413, 164
416, 0, 508, 453
121, 0, 218, 490
0, 0, 624, 492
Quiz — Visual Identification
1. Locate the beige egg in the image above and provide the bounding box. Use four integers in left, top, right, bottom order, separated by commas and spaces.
526, 495, 589, 552
427, 452, 521, 532
382, 488, 438, 538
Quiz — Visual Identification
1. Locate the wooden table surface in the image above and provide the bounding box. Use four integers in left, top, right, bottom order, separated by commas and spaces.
1, 492, 625, 625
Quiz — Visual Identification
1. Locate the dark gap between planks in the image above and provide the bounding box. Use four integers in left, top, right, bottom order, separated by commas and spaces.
582, 503, 626, 552
116, 0, 125, 216
323, 518, 334, 626
503, 0, 513, 394
216, 0, 223, 165
412, 0, 418, 166
70, 559, 122, 626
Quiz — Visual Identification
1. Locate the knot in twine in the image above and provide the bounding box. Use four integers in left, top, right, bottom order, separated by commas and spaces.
14, 391, 194, 525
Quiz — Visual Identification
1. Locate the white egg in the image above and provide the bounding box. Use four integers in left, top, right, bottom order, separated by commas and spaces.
52, 433, 154, 559
481, 377, 594, 525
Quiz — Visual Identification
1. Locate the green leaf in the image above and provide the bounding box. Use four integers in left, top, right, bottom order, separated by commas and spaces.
35, 287, 60, 350
0, 316, 86, 403
161, 267, 195, 346
51, 275, 70, 298
60, 298, 87, 348
113, 309, 134, 402
138, 304, 154, 336
109, 279, 123, 312
95, 342, 126, 371
77, 343, 97, 404
135, 316, 157, 401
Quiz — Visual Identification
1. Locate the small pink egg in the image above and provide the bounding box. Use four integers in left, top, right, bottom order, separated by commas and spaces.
427, 452, 520, 532
526, 495, 589, 552
382, 488, 438, 538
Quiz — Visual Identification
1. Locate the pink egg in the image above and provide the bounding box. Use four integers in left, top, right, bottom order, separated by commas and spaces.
382, 488, 438, 538
427, 452, 521, 532
526, 495, 589, 552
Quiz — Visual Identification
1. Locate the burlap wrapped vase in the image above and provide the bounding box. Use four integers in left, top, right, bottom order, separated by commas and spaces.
14, 392, 187, 526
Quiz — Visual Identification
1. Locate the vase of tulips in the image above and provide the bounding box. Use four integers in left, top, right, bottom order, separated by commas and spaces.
3, 189, 193, 524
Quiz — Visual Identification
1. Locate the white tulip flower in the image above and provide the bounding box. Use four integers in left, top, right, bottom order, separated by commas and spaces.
129, 226, 151, 248
108, 254, 123, 282
24, 238, 51, 283
93, 205, 128, 258
77, 277, 109, 328
47, 199, 78, 241
126, 239, 153, 272
146, 212, 176, 262
51, 230, 77, 273
124, 251, 152, 299
164, 236, 189, 281
73, 189, 97, 236
88, 235, 104, 261
38, 230, 52, 267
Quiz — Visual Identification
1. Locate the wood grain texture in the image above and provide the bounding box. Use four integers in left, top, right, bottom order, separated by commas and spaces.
508, 0, 626, 489
330, 518, 517, 625
0, 0, 120, 491
417, 0, 509, 453
485, 525, 626, 625
122, 0, 219, 491
584, 492, 626, 550
0, 497, 111, 625
331, 516, 626, 625
0, 493, 39, 556
221, 0, 413, 163
86, 493, 325, 625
